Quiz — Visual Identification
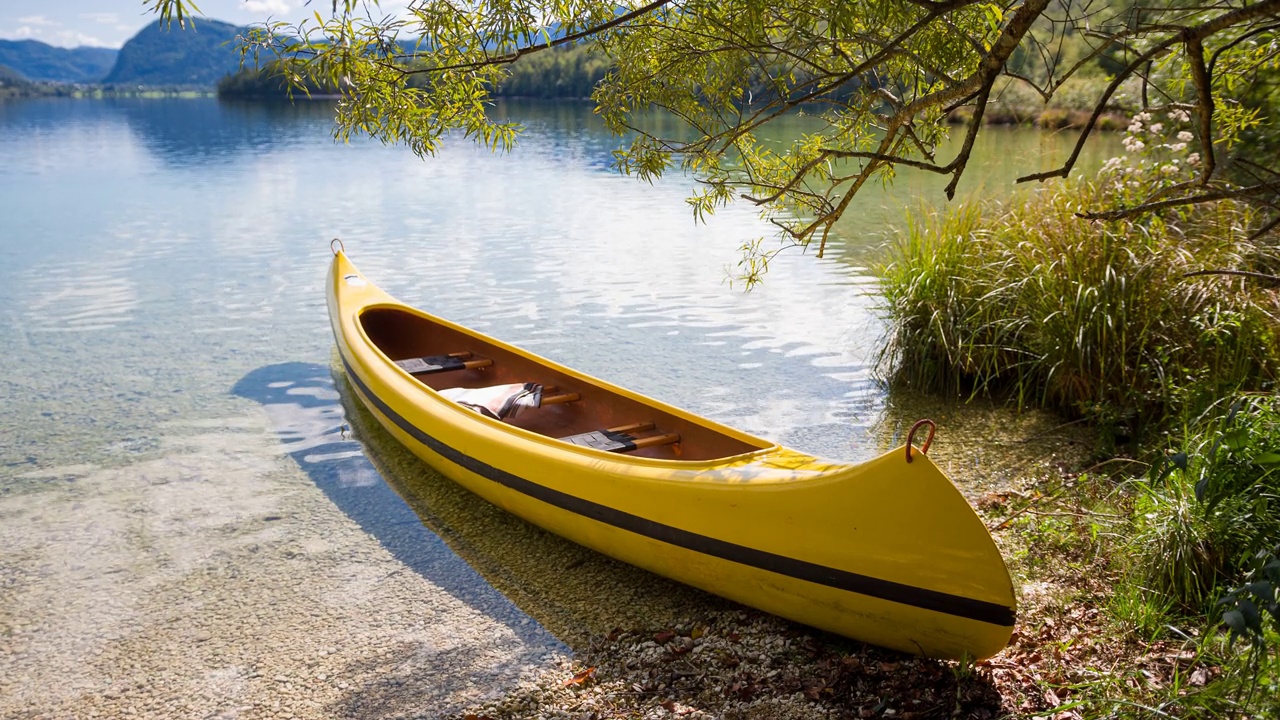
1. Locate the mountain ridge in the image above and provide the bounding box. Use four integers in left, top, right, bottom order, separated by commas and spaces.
0, 39, 117, 83
102, 18, 244, 87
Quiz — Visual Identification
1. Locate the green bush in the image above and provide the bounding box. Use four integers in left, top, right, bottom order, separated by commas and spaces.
1128, 396, 1280, 610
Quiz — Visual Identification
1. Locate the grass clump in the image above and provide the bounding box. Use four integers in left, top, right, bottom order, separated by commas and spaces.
981, 398, 1280, 717
878, 138, 1278, 441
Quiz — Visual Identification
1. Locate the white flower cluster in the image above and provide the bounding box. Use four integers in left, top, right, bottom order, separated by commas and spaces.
1103, 108, 1202, 192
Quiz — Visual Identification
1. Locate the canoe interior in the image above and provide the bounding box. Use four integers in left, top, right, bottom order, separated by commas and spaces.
359, 307, 771, 462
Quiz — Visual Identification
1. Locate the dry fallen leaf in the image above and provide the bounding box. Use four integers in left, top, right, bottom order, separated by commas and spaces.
563, 667, 596, 686
1043, 688, 1061, 707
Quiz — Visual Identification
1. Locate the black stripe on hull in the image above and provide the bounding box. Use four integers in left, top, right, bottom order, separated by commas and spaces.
338, 353, 1016, 628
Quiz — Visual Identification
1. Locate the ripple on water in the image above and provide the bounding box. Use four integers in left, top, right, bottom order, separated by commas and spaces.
25, 257, 139, 332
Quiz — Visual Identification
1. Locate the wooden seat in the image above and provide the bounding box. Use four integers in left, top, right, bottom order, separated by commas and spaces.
394, 351, 492, 375
559, 422, 680, 453
541, 387, 580, 405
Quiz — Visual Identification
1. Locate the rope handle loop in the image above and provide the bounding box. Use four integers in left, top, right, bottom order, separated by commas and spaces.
331, 238, 345, 255
905, 419, 936, 463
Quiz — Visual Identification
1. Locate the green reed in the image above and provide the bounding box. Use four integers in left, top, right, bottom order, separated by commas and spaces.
877, 177, 1279, 442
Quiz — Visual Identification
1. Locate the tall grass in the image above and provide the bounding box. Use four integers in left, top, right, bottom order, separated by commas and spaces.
878, 178, 1279, 440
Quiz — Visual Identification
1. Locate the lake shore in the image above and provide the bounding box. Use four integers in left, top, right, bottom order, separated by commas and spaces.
2, 391, 1104, 719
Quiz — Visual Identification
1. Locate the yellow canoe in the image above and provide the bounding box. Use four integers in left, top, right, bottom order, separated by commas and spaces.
327, 247, 1016, 659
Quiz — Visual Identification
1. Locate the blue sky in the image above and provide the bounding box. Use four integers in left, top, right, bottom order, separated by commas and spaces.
0, 1, 372, 48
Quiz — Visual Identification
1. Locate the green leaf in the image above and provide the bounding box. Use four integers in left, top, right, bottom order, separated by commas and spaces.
1195, 476, 1210, 503
1222, 428, 1249, 451
1223, 608, 1246, 636
1243, 581, 1275, 600
1240, 598, 1262, 629
1255, 451, 1280, 465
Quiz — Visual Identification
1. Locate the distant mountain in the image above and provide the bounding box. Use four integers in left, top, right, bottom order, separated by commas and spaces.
0, 40, 117, 83
103, 19, 243, 87
0, 63, 79, 98
0, 63, 30, 87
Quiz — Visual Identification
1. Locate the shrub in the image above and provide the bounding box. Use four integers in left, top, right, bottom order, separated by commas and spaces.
1128, 396, 1280, 610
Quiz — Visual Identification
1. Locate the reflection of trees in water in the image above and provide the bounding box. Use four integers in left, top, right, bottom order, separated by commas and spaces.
112, 98, 335, 165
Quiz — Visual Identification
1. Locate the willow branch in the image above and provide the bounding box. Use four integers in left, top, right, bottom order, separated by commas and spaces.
1184, 34, 1215, 184
403, 0, 674, 74
1079, 182, 1280, 221
898, 0, 1051, 120
1247, 214, 1280, 242
944, 76, 996, 199
1017, 0, 1280, 184
1017, 38, 1177, 183
821, 150, 952, 174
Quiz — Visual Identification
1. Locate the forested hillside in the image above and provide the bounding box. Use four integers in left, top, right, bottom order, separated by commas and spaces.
218, 43, 609, 100
0, 40, 116, 83
103, 19, 242, 87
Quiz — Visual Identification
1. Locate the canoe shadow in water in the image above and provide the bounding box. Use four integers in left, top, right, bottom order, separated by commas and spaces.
241, 359, 745, 649
230, 360, 564, 650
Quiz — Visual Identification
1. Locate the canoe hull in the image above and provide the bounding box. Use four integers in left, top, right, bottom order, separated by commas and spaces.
328, 251, 1017, 659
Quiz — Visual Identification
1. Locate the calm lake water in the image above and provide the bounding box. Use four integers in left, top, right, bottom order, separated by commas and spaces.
0, 98, 1116, 470
0, 99, 1116, 661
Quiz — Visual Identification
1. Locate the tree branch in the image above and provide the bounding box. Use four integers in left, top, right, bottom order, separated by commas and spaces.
402, 0, 675, 74
1184, 34, 1215, 184
1079, 182, 1280, 221
1017, 0, 1280, 185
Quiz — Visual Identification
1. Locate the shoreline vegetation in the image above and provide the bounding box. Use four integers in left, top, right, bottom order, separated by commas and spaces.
0, 69, 214, 99
874, 107, 1280, 718
213, 46, 1133, 131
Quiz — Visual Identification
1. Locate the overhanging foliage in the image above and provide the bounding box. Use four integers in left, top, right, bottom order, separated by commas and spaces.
149, 0, 1280, 282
